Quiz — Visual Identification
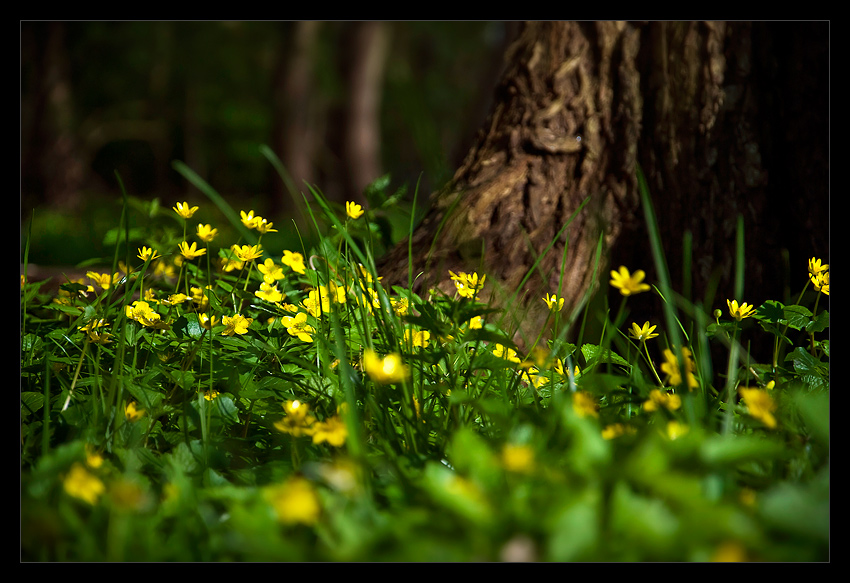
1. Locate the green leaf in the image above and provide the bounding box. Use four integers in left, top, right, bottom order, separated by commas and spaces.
173, 314, 204, 340
755, 300, 785, 323
782, 304, 813, 330
785, 347, 828, 380
21, 392, 45, 417
581, 344, 630, 370
805, 309, 829, 333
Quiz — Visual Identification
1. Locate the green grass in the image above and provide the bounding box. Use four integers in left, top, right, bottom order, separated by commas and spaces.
20, 163, 829, 562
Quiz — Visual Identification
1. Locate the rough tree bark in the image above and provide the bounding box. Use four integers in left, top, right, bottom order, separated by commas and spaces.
377, 21, 829, 351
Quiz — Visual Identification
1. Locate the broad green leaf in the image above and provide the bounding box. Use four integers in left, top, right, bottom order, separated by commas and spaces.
782, 304, 813, 330
805, 309, 829, 333
755, 300, 785, 323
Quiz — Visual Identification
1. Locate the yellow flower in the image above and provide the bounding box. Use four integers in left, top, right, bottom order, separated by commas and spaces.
281, 312, 315, 343
198, 313, 218, 330
572, 390, 599, 418
405, 328, 430, 349
220, 257, 244, 273
87, 271, 121, 290
79, 318, 112, 344
327, 281, 347, 304
153, 259, 177, 279
643, 389, 682, 412
601, 423, 636, 440
629, 321, 659, 342
125, 300, 162, 328
125, 401, 145, 422
240, 209, 258, 229
811, 270, 829, 296
501, 444, 535, 474
190, 286, 210, 312
231, 244, 263, 262
255, 281, 283, 303
391, 297, 409, 316
449, 270, 486, 299
362, 349, 408, 384
492, 343, 521, 364
162, 293, 190, 306
739, 387, 778, 429
63, 463, 105, 505
265, 476, 321, 525
258, 258, 285, 283
610, 266, 651, 296
173, 201, 199, 219
555, 358, 581, 379
137, 246, 161, 262
221, 313, 253, 336
178, 241, 206, 260
85, 444, 104, 468
665, 420, 689, 440
274, 400, 317, 437
79, 318, 109, 334
543, 293, 565, 312
255, 217, 278, 234
727, 299, 756, 321
660, 347, 699, 390
346, 201, 364, 220
468, 315, 484, 329
204, 389, 220, 401
522, 366, 547, 389
311, 416, 348, 447
808, 257, 829, 277
282, 250, 306, 275
196, 223, 218, 242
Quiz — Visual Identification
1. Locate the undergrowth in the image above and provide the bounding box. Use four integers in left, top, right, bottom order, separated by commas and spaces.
20, 161, 829, 562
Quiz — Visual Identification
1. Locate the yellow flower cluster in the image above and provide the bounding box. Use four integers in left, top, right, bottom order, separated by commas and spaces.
449, 270, 486, 299
643, 389, 682, 412
661, 346, 699, 390
808, 256, 829, 296
126, 300, 164, 328
240, 209, 278, 234
273, 400, 348, 447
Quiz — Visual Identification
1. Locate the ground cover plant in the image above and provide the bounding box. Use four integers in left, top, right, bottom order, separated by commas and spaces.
21, 167, 829, 562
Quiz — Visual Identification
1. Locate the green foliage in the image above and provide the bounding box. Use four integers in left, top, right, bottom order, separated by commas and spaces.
20, 168, 829, 562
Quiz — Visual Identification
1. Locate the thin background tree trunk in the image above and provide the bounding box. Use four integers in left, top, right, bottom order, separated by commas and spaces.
343, 21, 390, 204
271, 21, 322, 217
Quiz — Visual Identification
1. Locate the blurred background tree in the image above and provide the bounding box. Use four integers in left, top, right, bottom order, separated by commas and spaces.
21, 21, 517, 266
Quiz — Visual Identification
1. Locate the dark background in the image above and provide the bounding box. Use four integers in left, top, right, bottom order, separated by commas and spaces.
21, 21, 517, 266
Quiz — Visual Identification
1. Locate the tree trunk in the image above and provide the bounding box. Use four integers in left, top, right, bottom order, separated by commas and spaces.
377, 21, 829, 352
21, 22, 87, 212
271, 21, 322, 218
342, 21, 390, 204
